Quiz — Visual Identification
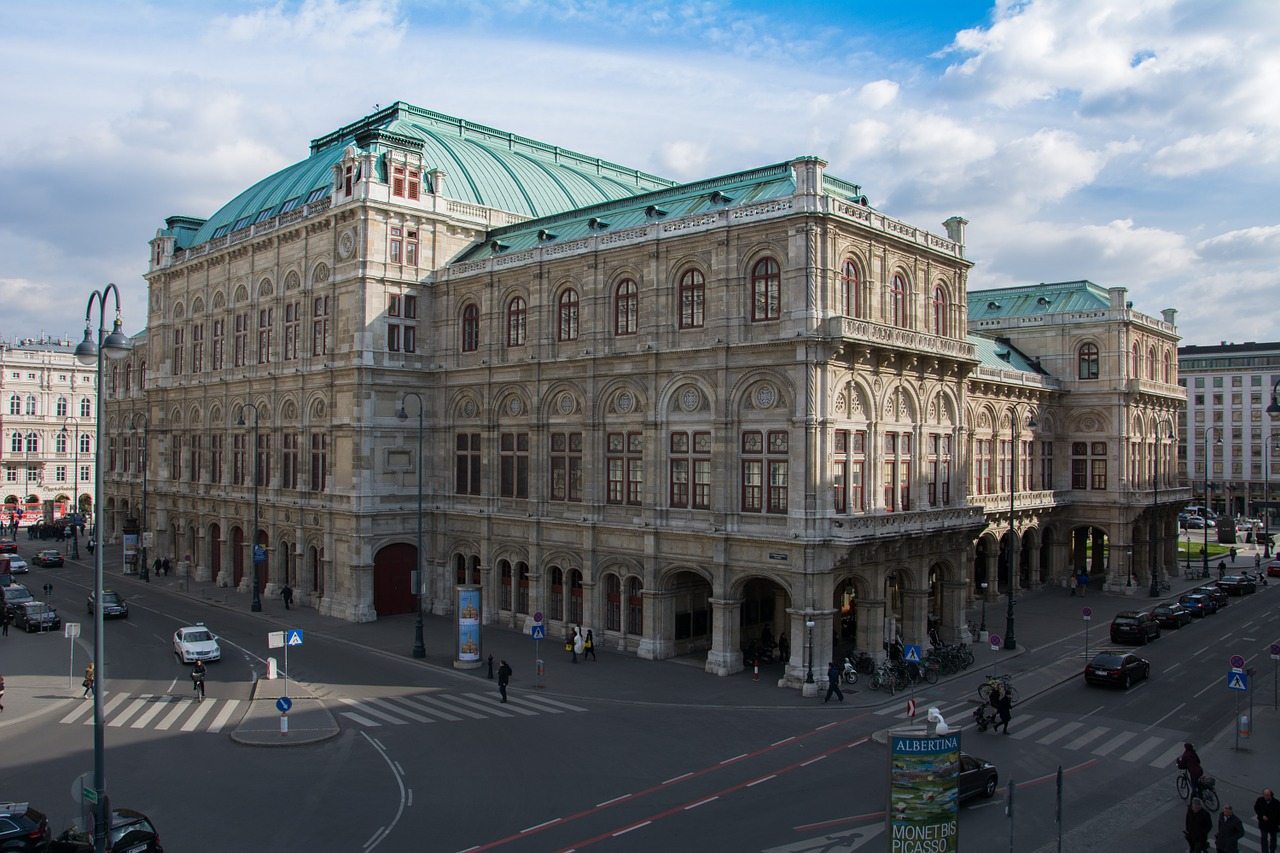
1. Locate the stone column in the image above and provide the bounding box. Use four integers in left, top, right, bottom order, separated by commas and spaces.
213, 523, 231, 586
803, 609, 837, 695
637, 589, 671, 660
940, 580, 968, 644
705, 597, 743, 676
856, 597, 886, 662
902, 589, 931, 648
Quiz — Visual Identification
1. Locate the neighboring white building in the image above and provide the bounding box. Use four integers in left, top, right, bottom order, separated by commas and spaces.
1178, 341, 1280, 520
0, 336, 98, 523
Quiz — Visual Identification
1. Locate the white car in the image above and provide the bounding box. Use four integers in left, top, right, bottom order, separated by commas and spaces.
5, 556, 28, 573
173, 624, 221, 663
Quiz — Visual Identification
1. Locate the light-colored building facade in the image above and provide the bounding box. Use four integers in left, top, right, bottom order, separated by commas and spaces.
1, 336, 97, 523
104, 102, 1188, 683
1177, 341, 1280, 521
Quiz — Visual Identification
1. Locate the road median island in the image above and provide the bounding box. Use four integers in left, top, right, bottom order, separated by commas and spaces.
230, 674, 340, 747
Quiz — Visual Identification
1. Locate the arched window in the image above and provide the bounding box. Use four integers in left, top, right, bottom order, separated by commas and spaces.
1163, 349, 1172, 384
626, 576, 644, 635
80, 397, 92, 418
461, 303, 479, 352
56, 432, 67, 453
1147, 346, 1156, 380
931, 285, 949, 336
7, 395, 18, 415
750, 257, 780, 322
557, 289, 579, 341
604, 574, 622, 631
56, 397, 67, 417
890, 274, 908, 328
1130, 343, 1140, 378
678, 269, 704, 329
550, 566, 564, 621
25, 395, 36, 416
80, 433, 91, 454
506, 296, 527, 347
9, 432, 20, 453
25, 432, 38, 453
1078, 342, 1100, 380
841, 260, 861, 317
614, 279, 637, 336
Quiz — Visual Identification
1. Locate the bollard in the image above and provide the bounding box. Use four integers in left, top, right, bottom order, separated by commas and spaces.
753, 660, 760, 682
1239, 714, 1251, 738
281, 713, 289, 735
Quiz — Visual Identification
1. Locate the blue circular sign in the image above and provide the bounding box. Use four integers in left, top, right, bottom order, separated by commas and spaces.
276, 696, 293, 713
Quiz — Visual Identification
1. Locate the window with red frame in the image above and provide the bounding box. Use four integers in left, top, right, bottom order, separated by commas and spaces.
283, 302, 299, 361
626, 577, 643, 634
549, 431, 582, 502
741, 430, 788, 513
669, 431, 711, 509
191, 323, 204, 372
615, 279, 637, 335
312, 295, 330, 356
461, 303, 479, 352
209, 434, 222, 484
172, 327, 185, 375
605, 575, 621, 631
455, 432, 481, 495
833, 429, 866, 513
500, 432, 529, 498
750, 257, 780, 321
932, 285, 948, 336
257, 307, 273, 364
891, 275, 908, 328
607, 432, 643, 505
882, 431, 911, 511
558, 290, 579, 341
507, 297, 527, 347
928, 434, 952, 506
679, 269, 704, 329
233, 312, 248, 367
842, 259, 861, 318
390, 165, 420, 200
212, 318, 225, 370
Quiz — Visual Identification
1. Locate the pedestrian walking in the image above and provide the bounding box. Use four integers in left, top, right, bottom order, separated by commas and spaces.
1069, 573, 1078, 596
1, 609, 9, 637
1216, 804, 1245, 853
82, 662, 95, 698
1230, 547, 1238, 562
162, 557, 172, 577
583, 629, 597, 661
1219, 561, 1228, 580
1256, 789, 1280, 853
1, 673, 6, 712
571, 628, 583, 664
1077, 571, 1089, 597
497, 660, 512, 703
823, 661, 844, 703
281, 583, 294, 610
152, 557, 162, 578
993, 686, 1013, 734
486, 654, 494, 679
1186, 798, 1212, 853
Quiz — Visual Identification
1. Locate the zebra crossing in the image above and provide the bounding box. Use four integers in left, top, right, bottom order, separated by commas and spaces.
335, 690, 588, 728
58, 693, 242, 734
874, 698, 1189, 769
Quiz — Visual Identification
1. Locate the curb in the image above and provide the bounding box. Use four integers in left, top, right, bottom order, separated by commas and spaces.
228, 675, 341, 748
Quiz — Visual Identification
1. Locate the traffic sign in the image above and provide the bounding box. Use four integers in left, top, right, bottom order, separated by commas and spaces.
1228, 671, 1249, 691
268, 631, 285, 649
276, 696, 293, 713
1271, 643, 1280, 661
903, 643, 923, 664
533, 611, 544, 623
82, 785, 98, 805
286, 629, 304, 646
989, 633, 1002, 650
531, 624, 546, 640
1082, 607, 1093, 621
64, 623, 80, 639
1231, 654, 1246, 669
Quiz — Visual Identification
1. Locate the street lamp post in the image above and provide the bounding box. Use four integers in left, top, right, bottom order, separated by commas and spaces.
136, 413, 149, 583
805, 618, 816, 684
238, 404, 262, 612
1150, 425, 1173, 597
1204, 426, 1224, 580
397, 393, 427, 659
1004, 408, 1036, 652
979, 582, 988, 635
62, 417, 80, 559
73, 283, 131, 853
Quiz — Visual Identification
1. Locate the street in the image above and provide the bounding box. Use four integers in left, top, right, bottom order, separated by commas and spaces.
4, 537, 1280, 852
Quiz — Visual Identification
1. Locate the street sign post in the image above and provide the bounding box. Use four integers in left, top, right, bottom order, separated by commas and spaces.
1271, 643, 1280, 709
988, 633, 1002, 679
64, 622, 80, 688
1082, 607, 1092, 659
532, 613, 545, 689
1229, 667, 1249, 750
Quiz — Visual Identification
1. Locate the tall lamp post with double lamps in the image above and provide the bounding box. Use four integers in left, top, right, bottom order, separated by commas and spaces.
1004, 407, 1037, 651
61, 417, 80, 559
1150, 424, 1174, 597
1203, 426, 1224, 580
238, 404, 263, 612
1266, 382, 1280, 559
397, 392, 427, 659
73, 283, 131, 853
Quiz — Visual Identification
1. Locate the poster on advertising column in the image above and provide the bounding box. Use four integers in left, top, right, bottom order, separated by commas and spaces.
454, 584, 482, 669
887, 730, 960, 853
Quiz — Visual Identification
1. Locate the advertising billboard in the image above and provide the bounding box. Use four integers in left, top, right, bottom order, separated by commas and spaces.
887, 731, 960, 853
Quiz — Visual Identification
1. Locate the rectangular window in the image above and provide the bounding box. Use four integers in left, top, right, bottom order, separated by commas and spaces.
389, 228, 402, 264
669, 431, 711, 509
172, 327, 185, 375
388, 324, 401, 352
191, 323, 204, 372
391, 165, 419, 200
455, 433, 481, 495
549, 432, 583, 502
212, 318, 225, 370
188, 435, 200, 483
405, 230, 418, 265
883, 432, 911, 512
403, 295, 417, 319
312, 296, 330, 356
233, 312, 248, 367
55, 465, 66, 483
607, 432, 643, 506
309, 432, 328, 492
233, 434, 246, 486
170, 435, 181, 480
282, 433, 298, 490
1041, 440, 1053, 491
741, 430, 788, 513
283, 302, 299, 361
210, 434, 222, 485
833, 430, 848, 513
499, 432, 529, 499
256, 432, 271, 487
257, 307, 273, 364
927, 433, 951, 506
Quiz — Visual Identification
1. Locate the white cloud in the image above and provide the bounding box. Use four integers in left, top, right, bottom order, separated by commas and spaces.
1196, 224, 1280, 261
858, 80, 899, 109
657, 140, 711, 179
211, 0, 405, 48
1149, 128, 1267, 177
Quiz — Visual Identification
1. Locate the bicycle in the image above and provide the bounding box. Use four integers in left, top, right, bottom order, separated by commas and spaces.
191, 673, 206, 702
977, 674, 1019, 705
1175, 770, 1219, 811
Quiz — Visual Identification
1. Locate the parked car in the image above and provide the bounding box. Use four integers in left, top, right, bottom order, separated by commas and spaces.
0, 802, 52, 851
0, 538, 16, 553
1184, 517, 1207, 530
48, 808, 163, 852
33, 550, 64, 567
1217, 575, 1257, 596
2, 583, 35, 617
87, 589, 128, 619
1267, 559, 1280, 579
1084, 652, 1151, 689
958, 753, 999, 802
1179, 592, 1216, 617
14, 601, 60, 632
1110, 610, 1161, 644
5, 556, 28, 574
1152, 602, 1194, 629
173, 624, 221, 663
1196, 585, 1230, 608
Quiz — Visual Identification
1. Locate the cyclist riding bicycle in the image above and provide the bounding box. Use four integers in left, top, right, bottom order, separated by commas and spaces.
1178, 742, 1205, 797
191, 660, 207, 701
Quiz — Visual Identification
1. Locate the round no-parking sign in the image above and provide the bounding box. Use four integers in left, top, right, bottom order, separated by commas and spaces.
989, 633, 1002, 650
1082, 607, 1092, 621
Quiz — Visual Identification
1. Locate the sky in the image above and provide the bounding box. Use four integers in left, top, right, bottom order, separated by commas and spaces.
1, 0, 1277, 348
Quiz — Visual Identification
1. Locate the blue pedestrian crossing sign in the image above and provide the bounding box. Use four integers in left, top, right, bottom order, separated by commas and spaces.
902, 643, 923, 664
286, 629, 304, 646
531, 624, 546, 640
1227, 670, 1248, 691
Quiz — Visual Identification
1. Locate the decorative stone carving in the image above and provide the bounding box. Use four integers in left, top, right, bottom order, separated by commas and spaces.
507, 396, 524, 417
754, 384, 777, 409
835, 392, 847, 414
338, 231, 356, 259
557, 392, 575, 415
461, 399, 477, 418
679, 386, 702, 412
615, 391, 634, 414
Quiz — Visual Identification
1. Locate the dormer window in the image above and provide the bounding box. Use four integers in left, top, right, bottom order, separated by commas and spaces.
537, 229, 557, 242
645, 205, 667, 218
587, 217, 609, 230
710, 191, 732, 204
305, 188, 327, 204
279, 196, 302, 214
987, 301, 1001, 310
391, 165, 420, 200
253, 208, 274, 225
344, 164, 355, 196
212, 225, 230, 238
232, 215, 253, 232
490, 240, 509, 254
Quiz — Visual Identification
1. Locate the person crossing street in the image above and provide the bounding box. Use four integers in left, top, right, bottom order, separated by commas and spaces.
1255, 789, 1280, 853
823, 661, 844, 703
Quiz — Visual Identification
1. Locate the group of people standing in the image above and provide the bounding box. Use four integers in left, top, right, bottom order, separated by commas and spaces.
1179, 742, 1279, 852
564, 627, 596, 663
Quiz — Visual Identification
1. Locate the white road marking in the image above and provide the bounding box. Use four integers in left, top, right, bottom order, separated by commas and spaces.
131, 695, 174, 728
720, 753, 748, 764
1011, 718, 1058, 740
1037, 721, 1084, 746
85, 693, 130, 725
501, 694, 565, 714
390, 695, 462, 722
338, 698, 409, 725
61, 700, 96, 724
1064, 727, 1110, 751
1093, 730, 1137, 756
685, 797, 718, 810
340, 711, 381, 727
748, 775, 777, 787
467, 693, 537, 716
418, 694, 486, 720
597, 794, 631, 807
1150, 743, 1185, 769
447, 693, 516, 717
154, 699, 191, 731
1120, 735, 1164, 762
663, 772, 693, 785
364, 697, 435, 724
360, 731, 407, 851
612, 821, 651, 837
521, 818, 562, 833
508, 694, 588, 713
206, 698, 240, 733
108, 695, 152, 727
180, 697, 217, 731
1148, 701, 1186, 730
800, 755, 827, 767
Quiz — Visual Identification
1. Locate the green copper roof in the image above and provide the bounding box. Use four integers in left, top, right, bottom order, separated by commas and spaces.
179, 102, 675, 249
967, 281, 1110, 321
969, 334, 1046, 375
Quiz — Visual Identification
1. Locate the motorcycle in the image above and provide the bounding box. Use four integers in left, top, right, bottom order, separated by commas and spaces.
841, 657, 858, 686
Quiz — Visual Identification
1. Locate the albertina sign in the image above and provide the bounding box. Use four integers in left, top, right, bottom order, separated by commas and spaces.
888, 732, 960, 853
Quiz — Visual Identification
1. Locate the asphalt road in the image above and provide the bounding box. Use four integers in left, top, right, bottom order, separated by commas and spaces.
3, 537, 1278, 852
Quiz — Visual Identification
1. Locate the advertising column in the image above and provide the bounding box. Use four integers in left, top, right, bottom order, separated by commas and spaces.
454, 584, 482, 670
887, 730, 960, 852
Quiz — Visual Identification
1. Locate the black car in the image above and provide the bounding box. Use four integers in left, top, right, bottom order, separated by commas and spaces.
87, 590, 128, 619
0, 802, 52, 851
1084, 652, 1151, 688
1196, 585, 1229, 609
14, 601, 60, 632
49, 808, 163, 852
1217, 575, 1256, 596
33, 549, 64, 567
959, 753, 999, 802
1152, 602, 1193, 629
1110, 611, 1161, 644
3, 583, 35, 618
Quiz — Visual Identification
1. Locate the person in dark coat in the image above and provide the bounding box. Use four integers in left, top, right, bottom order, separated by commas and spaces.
1186, 798, 1212, 852
993, 687, 1013, 734
1216, 804, 1244, 853
161, 557, 172, 577
583, 629, 597, 661
497, 660, 512, 703
823, 661, 844, 703
486, 654, 494, 680
281, 584, 294, 610
1255, 788, 1280, 853
1179, 743, 1206, 797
